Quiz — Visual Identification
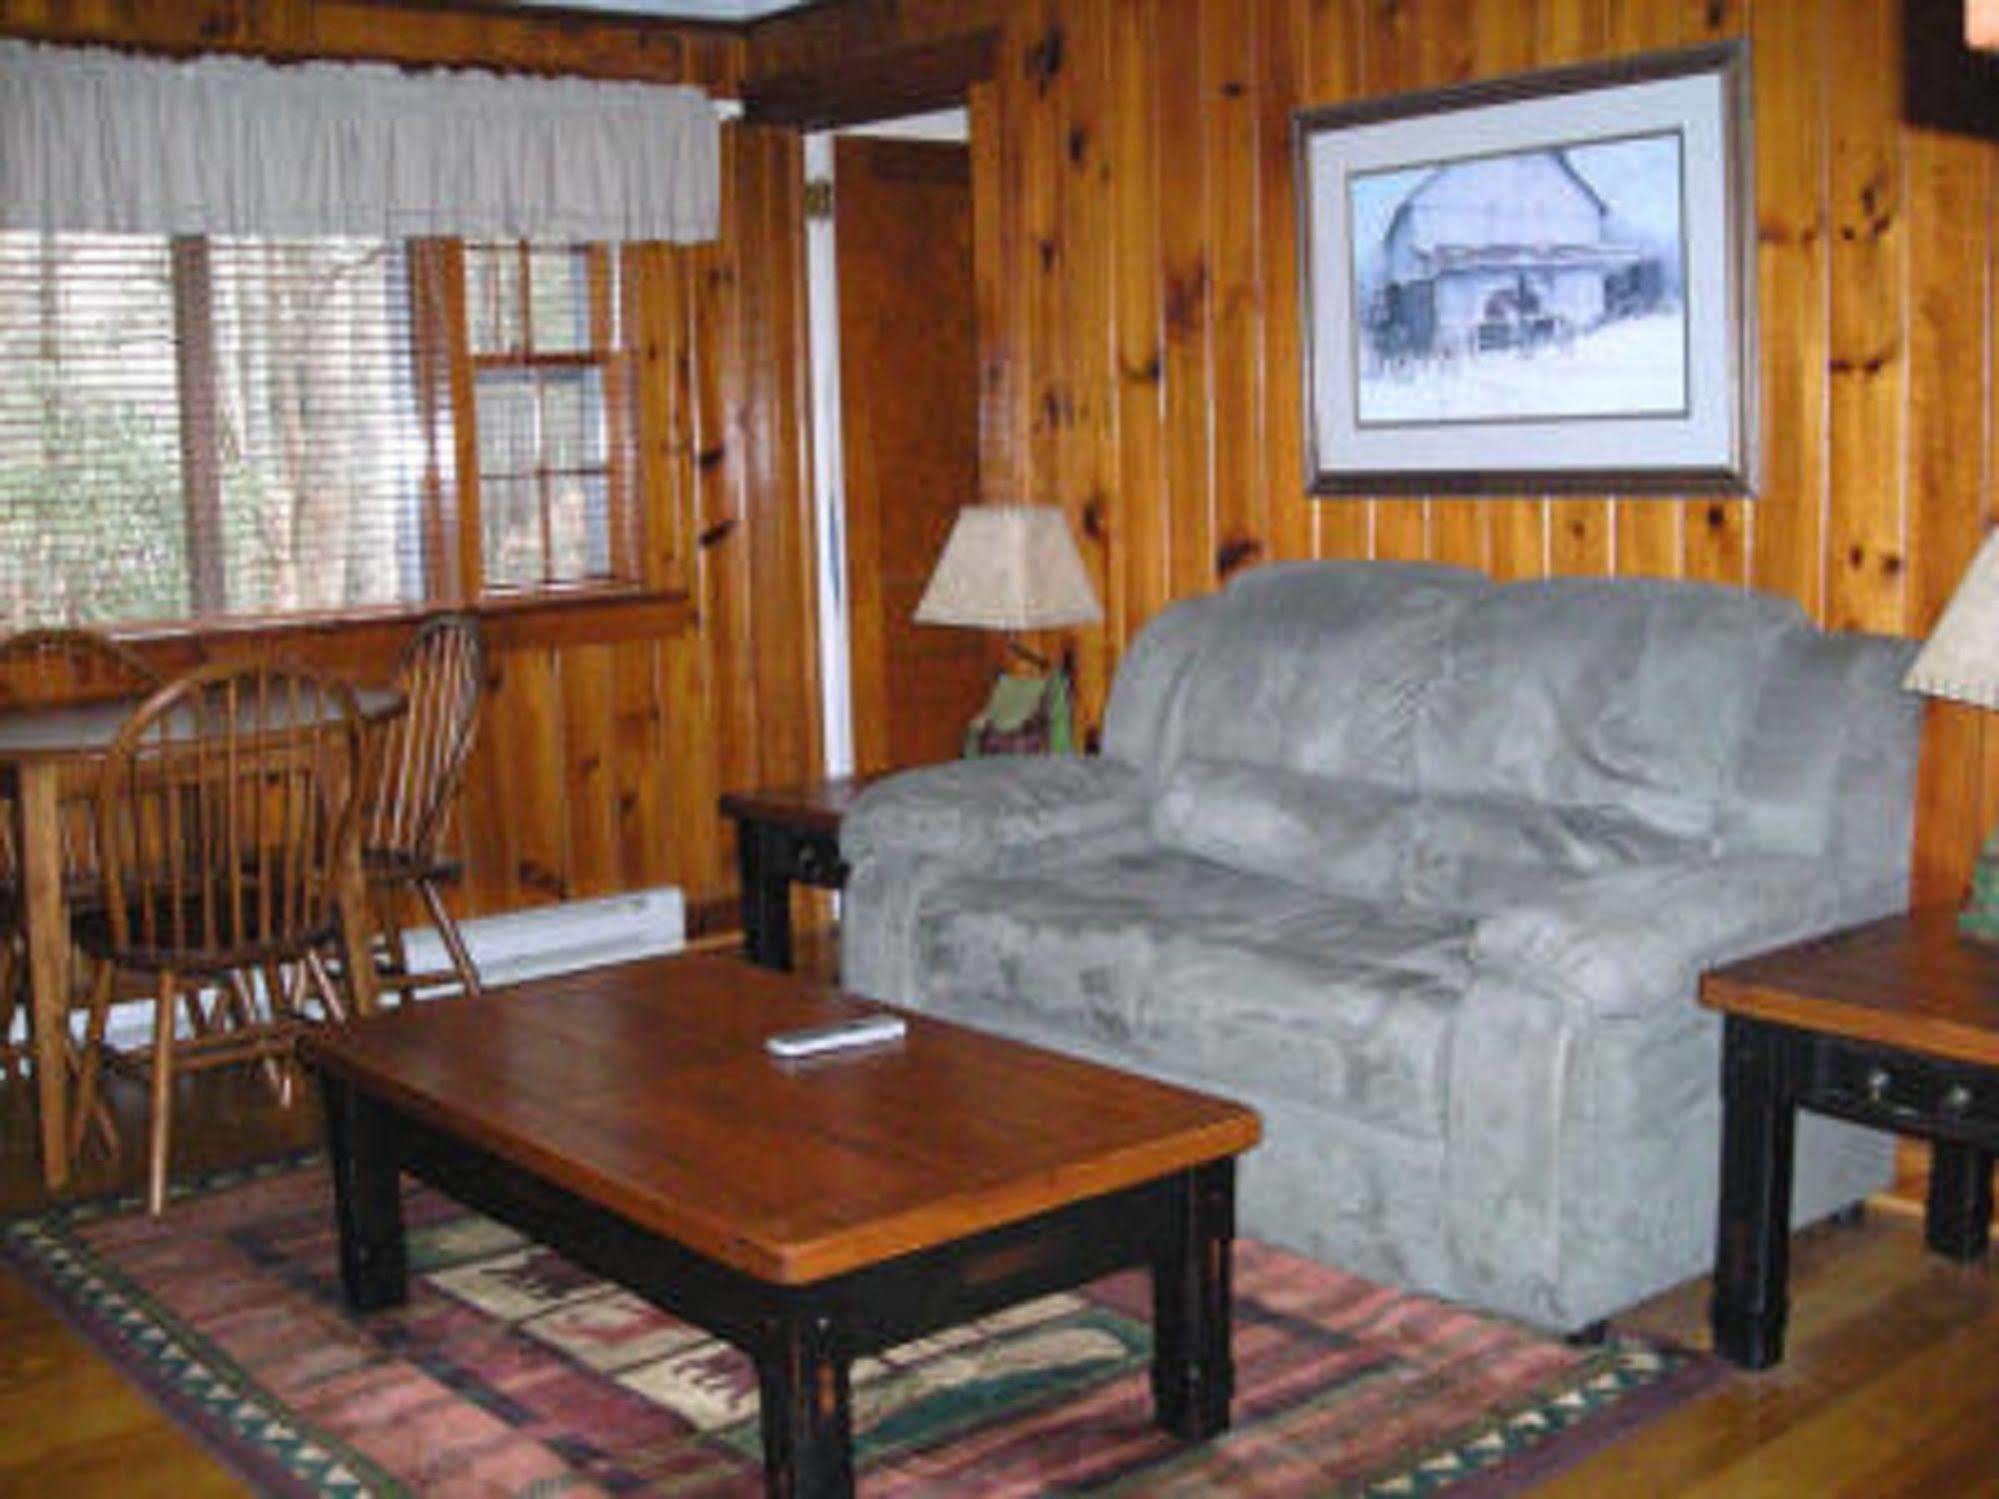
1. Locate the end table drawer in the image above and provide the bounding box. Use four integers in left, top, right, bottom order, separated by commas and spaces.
1811, 1041, 1999, 1142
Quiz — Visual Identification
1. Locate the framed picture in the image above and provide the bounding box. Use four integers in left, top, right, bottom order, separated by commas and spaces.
1294, 40, 1756, 496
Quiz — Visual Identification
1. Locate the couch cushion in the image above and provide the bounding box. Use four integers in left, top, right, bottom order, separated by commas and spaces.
1168, 561, 1485, 787
1400, 791, 1710, 914
842, 756, 1146, 867
911, 850, 1475, 1139
1149, 761, 1417, 902
1416, 577, 1807, 838
1717, 627, 1921, 864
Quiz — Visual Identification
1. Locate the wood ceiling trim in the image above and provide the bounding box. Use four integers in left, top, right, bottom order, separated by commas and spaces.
741, 28, 997, 129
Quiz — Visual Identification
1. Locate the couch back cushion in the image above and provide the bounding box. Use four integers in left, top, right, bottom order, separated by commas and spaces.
1717, 626, 1921, 866
1399, 792, 1710, 914
1415, 577, 1808, 839
1101, 595, 1215, 777
1150, 760, 1417, 902
1165, 561, 1485, 787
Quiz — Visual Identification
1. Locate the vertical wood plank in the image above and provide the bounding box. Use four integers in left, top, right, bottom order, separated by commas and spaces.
1472, 0, 1550, 580
561, 643, 617, 896
1906, 120, 1993, 904
1824, 0, 1908, 634
695, 125, 758, 813
1748, 0, 1830, 618
496, 646, 570, 903
1203, 0, 1269, 586
1260, 0, 1313, 566
739, 125, 820, 787
1606, 0, 1686, 580
1305, 0, 1370, 560
1060, 0, 1118, 723
971, 77, 1023, 507
1111, 0, 1171, 635
1678, 0, 1751, 586
1420, 0, 1491, 573
609, 639, 670, 894
1158, 0, 1217, 595
1540, 0, 1614, 577
1360, 0, 1430, 562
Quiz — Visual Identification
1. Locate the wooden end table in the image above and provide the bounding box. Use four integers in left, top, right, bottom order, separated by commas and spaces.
1701, 909, 1999, 1369
303, 954, 1259, 1499
719, 775, 884, 970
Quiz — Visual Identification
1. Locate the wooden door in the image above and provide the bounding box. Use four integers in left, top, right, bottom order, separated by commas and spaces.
835, 135, 987, 775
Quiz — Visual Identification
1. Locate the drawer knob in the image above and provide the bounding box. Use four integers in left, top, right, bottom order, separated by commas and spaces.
1866, 1067, 1892, 1101
1944, 1084, 1973, 1116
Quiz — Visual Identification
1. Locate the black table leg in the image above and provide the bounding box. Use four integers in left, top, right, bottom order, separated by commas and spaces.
1151, 1159, 1236, 1440
738, 823, 794, 972
1711, 1016, 1796, 1369
756, 1313, 853, 1499
322, 1074, 409, 1312
1925, 1140, 1995, 1261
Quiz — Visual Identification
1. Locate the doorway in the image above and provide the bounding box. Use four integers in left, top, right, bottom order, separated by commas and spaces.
806, 112, 986, 778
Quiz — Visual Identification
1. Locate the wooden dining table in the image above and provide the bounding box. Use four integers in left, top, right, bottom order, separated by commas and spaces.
1, 685, 399, 1189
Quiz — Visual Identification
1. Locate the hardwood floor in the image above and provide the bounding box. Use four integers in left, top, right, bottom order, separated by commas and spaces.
1, 947, 1995, 1496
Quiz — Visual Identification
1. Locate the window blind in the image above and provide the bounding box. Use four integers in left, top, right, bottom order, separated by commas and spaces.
0, 231, 440, 630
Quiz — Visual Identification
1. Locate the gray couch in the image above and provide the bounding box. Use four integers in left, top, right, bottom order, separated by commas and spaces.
839, 561, 1921, 1332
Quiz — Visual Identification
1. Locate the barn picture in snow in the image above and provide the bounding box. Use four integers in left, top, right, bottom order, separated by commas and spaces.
1347, 131, 1685, 427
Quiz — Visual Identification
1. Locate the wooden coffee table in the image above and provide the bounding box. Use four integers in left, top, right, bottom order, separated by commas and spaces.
301, 955, 1261, 1498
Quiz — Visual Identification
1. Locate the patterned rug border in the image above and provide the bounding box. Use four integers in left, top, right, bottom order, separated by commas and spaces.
4, 1157, 1729, 1498
6, 1153, 395, 1497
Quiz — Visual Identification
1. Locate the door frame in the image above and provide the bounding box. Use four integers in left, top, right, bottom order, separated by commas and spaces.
803, 107, 971, 778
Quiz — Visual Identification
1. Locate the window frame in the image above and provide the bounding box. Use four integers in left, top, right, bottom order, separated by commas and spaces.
2, 229, 655, 641
452, 240, 642, 604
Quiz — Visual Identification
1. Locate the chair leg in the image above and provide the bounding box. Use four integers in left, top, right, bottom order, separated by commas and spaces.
228, 971, 289, 1104
304, 948, 349, 1026
419, 880, 482, 999
146, 971, 177, 1216
67, 960, 118, 1162
372, 883, 421, 1008
0, 932, 20, 1081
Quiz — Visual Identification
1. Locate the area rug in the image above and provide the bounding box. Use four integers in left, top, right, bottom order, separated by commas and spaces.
4, 1157, 1722, 1497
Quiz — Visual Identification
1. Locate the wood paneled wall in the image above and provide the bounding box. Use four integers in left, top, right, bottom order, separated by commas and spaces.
12, 0, 1998, 922
3, 3, 826, 921
755, 0, 1999, 907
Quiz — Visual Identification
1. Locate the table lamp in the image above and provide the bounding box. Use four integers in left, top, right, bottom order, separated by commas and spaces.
1904, 529, 1999, 938
914, 503, 1102, 755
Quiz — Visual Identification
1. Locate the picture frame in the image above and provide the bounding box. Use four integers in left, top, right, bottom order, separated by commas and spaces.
1294, 40, 1757, 497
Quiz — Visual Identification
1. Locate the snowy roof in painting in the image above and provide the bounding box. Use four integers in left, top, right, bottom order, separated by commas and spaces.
1384, 151, 1610, 255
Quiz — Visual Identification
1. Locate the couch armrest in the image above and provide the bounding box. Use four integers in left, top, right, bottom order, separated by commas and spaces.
1470, 854, 1905, 1021
841, 756, 1149, 869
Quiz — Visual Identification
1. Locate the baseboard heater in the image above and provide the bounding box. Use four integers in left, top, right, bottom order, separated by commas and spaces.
94, 886, 687, 1050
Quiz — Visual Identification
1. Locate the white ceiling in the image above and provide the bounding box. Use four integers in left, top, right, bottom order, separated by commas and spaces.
517, 0, 799, 18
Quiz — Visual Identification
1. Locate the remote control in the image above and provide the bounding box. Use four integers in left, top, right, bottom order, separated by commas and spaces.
765, 1014, 908, 1059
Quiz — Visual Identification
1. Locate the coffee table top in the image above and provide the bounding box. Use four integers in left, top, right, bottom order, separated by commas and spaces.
304, 955, 1260, 1285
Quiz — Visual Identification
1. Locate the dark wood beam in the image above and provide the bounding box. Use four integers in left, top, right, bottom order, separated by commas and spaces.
742, 29, 997, 129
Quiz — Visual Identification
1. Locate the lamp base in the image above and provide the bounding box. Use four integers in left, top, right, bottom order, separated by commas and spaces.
962, 665, 1076, 757
1960, 832, 1999, 944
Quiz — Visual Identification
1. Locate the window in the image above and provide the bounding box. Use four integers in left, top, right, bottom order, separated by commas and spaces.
0, 231, 641, 633
466, 243, 635, 594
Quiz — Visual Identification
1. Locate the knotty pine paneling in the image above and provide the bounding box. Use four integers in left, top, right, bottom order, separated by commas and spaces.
752, 0, 1999, 904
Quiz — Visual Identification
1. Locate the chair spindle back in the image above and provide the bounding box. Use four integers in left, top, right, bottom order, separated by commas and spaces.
364, 615, 483, 862
95, 663, 363, 968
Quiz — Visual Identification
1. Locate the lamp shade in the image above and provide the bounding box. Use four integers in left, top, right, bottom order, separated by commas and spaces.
1905, 529, 1999, 708
914, 504, 1103, 631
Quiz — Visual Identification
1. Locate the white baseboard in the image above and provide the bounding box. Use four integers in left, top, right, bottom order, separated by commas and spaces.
76, 885, 687, 1050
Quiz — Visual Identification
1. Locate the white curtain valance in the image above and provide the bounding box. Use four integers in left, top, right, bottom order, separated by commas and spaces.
0, 40, 719, 243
